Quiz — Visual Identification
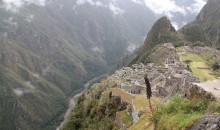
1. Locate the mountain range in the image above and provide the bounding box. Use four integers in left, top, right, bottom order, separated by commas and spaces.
0, 0, 208, 129
63, 0, 220, 129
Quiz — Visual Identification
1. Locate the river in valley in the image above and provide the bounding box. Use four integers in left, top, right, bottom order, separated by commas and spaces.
56, 74, 107, 130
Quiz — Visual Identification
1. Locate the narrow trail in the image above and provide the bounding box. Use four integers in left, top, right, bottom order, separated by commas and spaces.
56, 74, 107, 130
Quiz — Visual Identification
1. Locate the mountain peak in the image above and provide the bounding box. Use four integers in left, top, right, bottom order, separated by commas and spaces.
139, 16, 176, 57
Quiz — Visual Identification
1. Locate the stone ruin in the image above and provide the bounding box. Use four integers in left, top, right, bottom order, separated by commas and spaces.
112, 48, 200, 97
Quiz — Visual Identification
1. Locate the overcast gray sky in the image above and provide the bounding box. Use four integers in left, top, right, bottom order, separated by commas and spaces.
2, 0, 206, 14
1, 0, 207, 27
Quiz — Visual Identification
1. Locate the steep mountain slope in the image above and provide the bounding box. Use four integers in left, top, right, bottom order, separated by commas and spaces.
130, 17, 183, 65
180, 0, 220, 47
0, 0, 156, 129
62, 1, 220, 129
0, 0, 207, 129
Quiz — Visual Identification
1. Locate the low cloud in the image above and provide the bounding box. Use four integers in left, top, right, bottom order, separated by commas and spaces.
127, 44, 137, 52
4, 17, 18, 28
143, 0, 186, 18
26, 14, 35, 22
108, 3, 124, 15
91, 47, 104, 53
13, 81, 35, 96
13, 88, 34, 96
25, 81, 35, 89
2, 0, 46, 12
186, 0, 206, 14
76, 0, 103, 7
131, 0, 143, 5
75, 0, 124, 15
171, 22, 179, 30
142, 0, 206, 18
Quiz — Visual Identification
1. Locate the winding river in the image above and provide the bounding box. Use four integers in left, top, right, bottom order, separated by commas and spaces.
56, 74, 107, 130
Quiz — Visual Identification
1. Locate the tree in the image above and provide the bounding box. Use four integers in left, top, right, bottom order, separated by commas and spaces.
184, 60, 192, 71
184, 60, 192, 65
212, 62, 220, 70
145, 75, 152, 111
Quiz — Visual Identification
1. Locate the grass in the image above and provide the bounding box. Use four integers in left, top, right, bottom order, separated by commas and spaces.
179, 53, 205, 62
139, 46, 176, 66
190, 62, 216, 82
177, 47, 218, 82
152, 96, 220, 130
129, 113, 154, 130
133, 95, 162, 110
110, 88, 134, 103
157, 113, 202, 129
117, 110, 133, 128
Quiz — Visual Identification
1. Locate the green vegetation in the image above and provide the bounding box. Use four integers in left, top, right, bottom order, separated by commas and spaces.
180, 24, 206, 43
131, 16, 185, 65
63, 78, 120, 130
117, 110, 133, 128
179, 0, 220, 48
212, 62, 220, 70
133, 95, 161, 110
129, 114, 154, 130
134, 45, 176, 66
110, 88, 134, 103
177, 47, 219, 82
152, 96, 220, 130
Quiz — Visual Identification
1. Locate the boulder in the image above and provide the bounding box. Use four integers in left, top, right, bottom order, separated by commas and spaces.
190, 114, 220, 130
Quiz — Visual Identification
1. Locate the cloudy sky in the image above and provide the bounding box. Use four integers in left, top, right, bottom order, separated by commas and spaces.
2, 0, 206, 16
1, 0, 207, 29
2, 0, 46, 12
142, 0, 206, 17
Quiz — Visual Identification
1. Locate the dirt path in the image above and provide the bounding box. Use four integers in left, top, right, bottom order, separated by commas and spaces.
56, 74, 107, 130
194, 78, 220, 98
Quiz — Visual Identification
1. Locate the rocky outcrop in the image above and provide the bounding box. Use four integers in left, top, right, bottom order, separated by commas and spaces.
190, 114, 220, 130
189, 84, 215, 100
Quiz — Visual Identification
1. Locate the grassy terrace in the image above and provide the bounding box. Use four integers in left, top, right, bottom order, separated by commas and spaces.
177, 47, 219, 82
117, 110, 133, 128
133, 95, 162, 110
152, 96, 220, 130
110, 88, 134, 103
129, 114, 154, 130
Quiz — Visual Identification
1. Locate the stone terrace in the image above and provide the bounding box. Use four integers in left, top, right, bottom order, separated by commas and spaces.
112, 51, 199, 97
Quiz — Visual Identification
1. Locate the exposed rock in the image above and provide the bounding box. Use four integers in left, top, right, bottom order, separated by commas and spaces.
189, 84, 215, 101
190, 114, 220, 130
156, 86, 168, 97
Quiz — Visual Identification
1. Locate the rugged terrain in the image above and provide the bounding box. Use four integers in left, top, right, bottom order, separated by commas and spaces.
180, 0, 220, 47
63, 44, 220, 130
0, 0, 213, 129
0, 1, 156, 129
63, 0, 220, 129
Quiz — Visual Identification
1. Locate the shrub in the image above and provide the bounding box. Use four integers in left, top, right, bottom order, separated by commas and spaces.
152, 96, 209, 129
212, 62, 220, 70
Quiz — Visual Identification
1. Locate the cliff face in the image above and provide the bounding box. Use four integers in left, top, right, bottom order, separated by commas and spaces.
180, 0, 220, 47
195, 0, 220, 24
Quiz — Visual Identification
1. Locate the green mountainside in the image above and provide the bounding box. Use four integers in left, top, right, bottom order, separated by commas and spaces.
129, 17, 183, 65
0, 0, 215, 129
180, 0, 220, 47
0, 1, 155, 129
